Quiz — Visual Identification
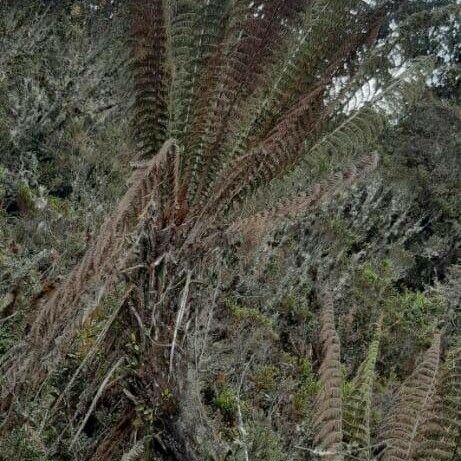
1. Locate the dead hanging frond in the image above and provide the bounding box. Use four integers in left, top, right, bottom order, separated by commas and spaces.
312, 293, 343, 460
378, 332, 442, 461
2, 139, 179, 397
343, 315, 383, 461
228, 153, 379, 247
129, 0, 171, 158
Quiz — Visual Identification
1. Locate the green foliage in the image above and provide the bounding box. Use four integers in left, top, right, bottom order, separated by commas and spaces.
0, 427, 52, 461
214, 386, 237, 420
386, 291, 444, 344
228, 301, 275, 332
245, 424, 284, 461
251, 366, 279, 393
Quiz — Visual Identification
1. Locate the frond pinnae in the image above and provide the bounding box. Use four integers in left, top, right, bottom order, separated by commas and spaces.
343, 314, 383, 460
379, 332, 442, 461
312, 293, 343, 460
228, 153, 379, 246
129, 0, 171, 158
411, 346, 461, 460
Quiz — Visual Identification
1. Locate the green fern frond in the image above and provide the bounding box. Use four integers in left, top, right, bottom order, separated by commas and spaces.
228, 152, 379, 243
169, 0, 230, 145
343, 314, 383, 461
200, 31, 425, 217
379, 332, 442, 461
305, 57, 433, 164
189, 0, 306, 203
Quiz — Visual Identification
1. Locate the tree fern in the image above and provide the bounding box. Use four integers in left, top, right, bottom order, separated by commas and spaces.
0, 2, 456, 458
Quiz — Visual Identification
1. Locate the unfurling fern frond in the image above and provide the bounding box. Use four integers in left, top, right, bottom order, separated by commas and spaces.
410, 346, 461, 461
343, 314, 383, 461
378, 332, 442, 461
312, 293, 343, 460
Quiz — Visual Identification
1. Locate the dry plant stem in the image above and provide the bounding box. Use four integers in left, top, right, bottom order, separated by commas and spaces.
39, 286, 133, 433
169, 270, 192, 376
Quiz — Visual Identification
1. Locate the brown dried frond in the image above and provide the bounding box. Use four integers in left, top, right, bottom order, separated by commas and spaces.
378, 332, 442, 461
410, 346, 461, 460
312, 292, 343, 460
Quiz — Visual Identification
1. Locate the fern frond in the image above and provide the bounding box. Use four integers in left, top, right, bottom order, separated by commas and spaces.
130, 0, 171, 158
411, 346, 461, 460
200, 25, 411, 215
379, 332, 442, 461
312, 293, 343, 460
228, 153, 379, 245
189, 0, 306, 202
169, 0, 229, 144
343, 314, 383, 461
